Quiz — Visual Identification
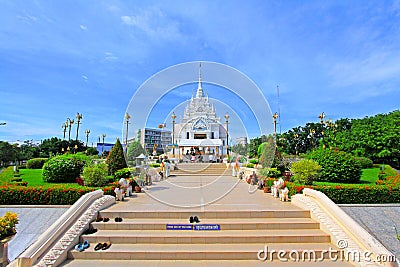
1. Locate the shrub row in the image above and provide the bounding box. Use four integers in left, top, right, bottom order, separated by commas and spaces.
378, 165, 398, 180
26, 158, 48, 169
354, 157, 373, 169
286, 182, 400, 204
376, 174, 400, 185
0, 185, 115, 205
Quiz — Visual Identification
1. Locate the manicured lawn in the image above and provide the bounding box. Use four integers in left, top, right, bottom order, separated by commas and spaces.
19, 169, 44, 186
0, 167, 96, 189
0, 166, 15, 184
314, 167, 382, 186
359, 167, 380, 184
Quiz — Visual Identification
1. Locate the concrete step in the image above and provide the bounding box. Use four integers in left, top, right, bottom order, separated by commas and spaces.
92, 218, 320, 231
68, 243, 338, 260
98, 210, 311, 219
81, 229, 330, 244
60, 259, 355, 267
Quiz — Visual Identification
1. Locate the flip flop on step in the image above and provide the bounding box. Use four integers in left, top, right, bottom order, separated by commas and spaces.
94, 242, 103, 251
74, 243, 85, 252
101, 241, 112, 250
82, 240, 90, 249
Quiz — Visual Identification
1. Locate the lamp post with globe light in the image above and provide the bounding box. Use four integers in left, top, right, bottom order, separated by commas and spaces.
62, 123, 67, 140
66, 118, 74, 141
171, 112, 176, 158
125, 113, 131, 155
273, 112, 279, 135
224, 112, 229, 159
85, 129, 90, 148
75, 113, 83, 141
101, 133, 106, 157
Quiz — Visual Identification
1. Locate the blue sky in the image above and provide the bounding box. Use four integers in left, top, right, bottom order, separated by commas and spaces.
1, 0, 399, 145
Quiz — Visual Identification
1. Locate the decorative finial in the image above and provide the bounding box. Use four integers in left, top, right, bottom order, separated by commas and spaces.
196, 62, 204, 98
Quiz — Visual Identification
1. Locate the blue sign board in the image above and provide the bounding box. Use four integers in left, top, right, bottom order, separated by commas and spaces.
194, 224, 221, 231
166, 224, 193, 230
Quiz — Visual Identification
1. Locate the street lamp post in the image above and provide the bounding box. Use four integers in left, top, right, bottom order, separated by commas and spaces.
66, 118, 74, 141
75, 113, 83, 141
62, 123, 67, 140
309, 129, 316, 149
125, 113, 131, 155
85, 129, 90, 147
272, 112, 279, 134
171, 112, 176, 158
293, 133, 299, 156
318, 112, 326, 123
101, 133, 106, 157
224, 112, 229, 159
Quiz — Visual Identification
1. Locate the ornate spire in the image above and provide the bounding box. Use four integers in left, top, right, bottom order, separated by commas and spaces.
196, 62, 204, 98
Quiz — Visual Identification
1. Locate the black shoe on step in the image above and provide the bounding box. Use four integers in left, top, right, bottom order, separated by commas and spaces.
189, 216, 194, 223
194, 216, 200, 223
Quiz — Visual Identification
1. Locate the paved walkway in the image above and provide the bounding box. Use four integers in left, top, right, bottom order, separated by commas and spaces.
0, 206, 69, 261
107, 174, 299, 212
339, 204, 400, 261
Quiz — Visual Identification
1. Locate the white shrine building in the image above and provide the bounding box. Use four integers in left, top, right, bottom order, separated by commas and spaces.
173, 67, 228, 162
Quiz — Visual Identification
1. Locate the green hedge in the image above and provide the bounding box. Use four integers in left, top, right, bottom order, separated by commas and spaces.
27, 158, 48, 169
354, 157, 373, 169
307, 149, 362, 183
0, 185, 116, 205
286, 182, 400, 204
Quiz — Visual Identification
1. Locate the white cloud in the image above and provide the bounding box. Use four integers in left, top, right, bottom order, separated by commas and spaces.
17, 13, 38, 24
120, 7, 183, 40
328, 52, 400, 87
105, 52, 118, 61
82, 75, 88, 82
80, 24, 88, 30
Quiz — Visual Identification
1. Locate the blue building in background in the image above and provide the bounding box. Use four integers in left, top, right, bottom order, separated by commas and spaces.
95, 143, 126, 156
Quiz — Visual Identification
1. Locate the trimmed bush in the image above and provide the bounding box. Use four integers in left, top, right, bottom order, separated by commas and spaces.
291, 159, 321, 185
114, 168, 136, 180
42, 154, 90, 183
246, 163, 255, 168
355, 157, 373, 169
377, 165, 398, 180
286, 182, 400, 204
27, 158, 48, 169
307, 149, 362, 183
259, 167, 280, 178
82, 163, 109, 187
249, 159, 259, 164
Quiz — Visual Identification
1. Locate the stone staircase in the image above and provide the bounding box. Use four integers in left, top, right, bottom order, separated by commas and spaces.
172, 163, 229, 176
65, 209, 352, 266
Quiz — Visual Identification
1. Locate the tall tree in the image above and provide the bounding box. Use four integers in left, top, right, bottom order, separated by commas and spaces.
0, 141, 16, 166
126, 140, 145, 167
106, 138, 127, 176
